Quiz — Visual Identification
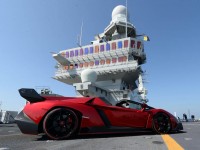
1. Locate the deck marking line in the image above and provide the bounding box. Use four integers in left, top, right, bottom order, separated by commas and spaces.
161, 134, 184, 150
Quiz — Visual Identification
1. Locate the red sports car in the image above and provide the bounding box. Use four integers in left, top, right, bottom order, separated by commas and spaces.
15, 88, 183, 140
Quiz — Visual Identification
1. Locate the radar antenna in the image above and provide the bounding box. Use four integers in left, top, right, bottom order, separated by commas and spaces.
77, 21, 83, 47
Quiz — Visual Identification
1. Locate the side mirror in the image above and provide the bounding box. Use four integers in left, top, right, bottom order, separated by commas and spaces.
141, 103, 147, 111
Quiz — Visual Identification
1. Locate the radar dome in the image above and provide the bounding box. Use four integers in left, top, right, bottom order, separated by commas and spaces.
81, 69, 97, 83
112, 5, 130, 22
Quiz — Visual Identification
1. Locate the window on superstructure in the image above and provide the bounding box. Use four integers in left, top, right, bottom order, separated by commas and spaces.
80, 48, 83, 56
95, 60, 99, 66
123, 56, 127, 62
118, 57, 123, 62
61, 52, 65, 57
95, 45, 99, 53
118, 41, 122, 49
131, 40, 135, 48
70, 51, 74, 57
84, 62, 88, 67
64, 65, 68, 70
112, 58, 117, 63
75, 50, 79, 56
124, 40, 129, 48
84, 48, 89, 55
79, 63, 83, 68
106, 43, 110, 51
90, 61, 94, 66
112, 42, 116, 50
106, 59, 111, 64
137, 41, 142, 49
100, 60, 105, 65
66, 51, 69, 58
100, 45, 104, 52
90, 47, 93, 54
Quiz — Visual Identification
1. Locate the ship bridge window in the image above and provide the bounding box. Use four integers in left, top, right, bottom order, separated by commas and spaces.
84, 48, 89, 55
112, 42, 116, 50
95, 45, 99, 53
84, 62, 88, 67
66, 51, 69, 58
118, 57, 123, 62
100, 59, 105, 65
79, 63, 83, 68
95, 60, 99, 65
118, 41, 122, 49
80, 48, 83, 56
131, 40, 135, 48
118, 56, 127, 62
137, 41, 142, 49
64, 65, 69, 70
70, 51, 74, 57
106, 43, 110, 51
75, 50, 79, 56
123, 56, 127, 62
100, 45, 104, 52
61, 52, 65, 57
118, 57, 121, 62
112, 58, 117, 63
90, 61, 94, 66
124, 40, 129, 48
90, 47, 93, 54
106, 59, 111, 64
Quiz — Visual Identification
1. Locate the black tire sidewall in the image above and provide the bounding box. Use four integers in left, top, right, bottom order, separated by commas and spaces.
43, 108, 79, 140
152, 113, 171, 134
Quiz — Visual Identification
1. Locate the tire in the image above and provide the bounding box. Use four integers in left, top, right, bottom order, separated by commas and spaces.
43, 108, 79, 140
152, 113, 171, 134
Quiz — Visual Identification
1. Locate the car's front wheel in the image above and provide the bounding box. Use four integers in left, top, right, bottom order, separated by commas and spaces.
43, 108, 79, 140
152, 112, 171, 134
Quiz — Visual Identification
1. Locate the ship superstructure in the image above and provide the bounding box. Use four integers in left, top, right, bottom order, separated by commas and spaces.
52, 5, 148, 105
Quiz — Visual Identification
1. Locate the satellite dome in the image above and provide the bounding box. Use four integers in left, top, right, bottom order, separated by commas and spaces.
112, 5, 130, 22
81, 69, 97, 83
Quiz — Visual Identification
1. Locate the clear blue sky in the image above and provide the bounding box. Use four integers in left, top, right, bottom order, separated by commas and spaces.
0, 0, 200, 119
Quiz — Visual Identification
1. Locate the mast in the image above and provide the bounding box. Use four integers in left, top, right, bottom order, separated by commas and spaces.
126, 0, 128, 38
80, 21, 83, 46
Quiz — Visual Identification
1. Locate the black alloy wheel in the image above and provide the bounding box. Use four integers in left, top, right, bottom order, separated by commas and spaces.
43, 108, 79, 140
152, 113, 171, 134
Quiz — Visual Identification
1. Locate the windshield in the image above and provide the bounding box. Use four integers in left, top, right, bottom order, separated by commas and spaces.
116, 100, 154, 110
128, 102, 142, 110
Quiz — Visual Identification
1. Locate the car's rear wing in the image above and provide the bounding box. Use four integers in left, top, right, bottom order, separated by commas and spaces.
19, 88, 45, 103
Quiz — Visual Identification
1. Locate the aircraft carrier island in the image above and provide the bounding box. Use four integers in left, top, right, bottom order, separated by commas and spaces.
52, 5, 148, 105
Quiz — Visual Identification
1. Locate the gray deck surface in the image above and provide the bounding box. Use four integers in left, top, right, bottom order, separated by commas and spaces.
0, 122, 199, 150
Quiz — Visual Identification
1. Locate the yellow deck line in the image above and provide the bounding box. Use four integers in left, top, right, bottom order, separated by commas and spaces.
161, 134, 184, 150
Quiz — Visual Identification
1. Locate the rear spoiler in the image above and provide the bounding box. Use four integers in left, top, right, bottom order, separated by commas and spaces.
19, 88, 45, 103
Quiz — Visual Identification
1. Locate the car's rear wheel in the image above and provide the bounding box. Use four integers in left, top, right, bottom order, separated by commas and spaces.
43, 108, 79, 140
152, 113, 171, 134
